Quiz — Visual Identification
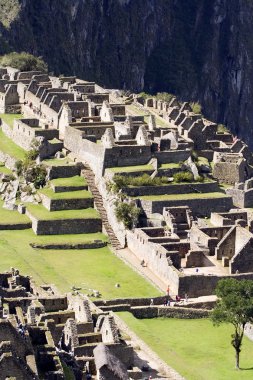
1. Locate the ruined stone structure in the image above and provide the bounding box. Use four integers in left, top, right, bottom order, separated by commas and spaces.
1, 65, 253, 323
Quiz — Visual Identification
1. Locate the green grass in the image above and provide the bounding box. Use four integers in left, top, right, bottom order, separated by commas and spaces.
117, 313, 253, 380
27, 204, 100, 220
134, 192, 229, 201
0, 200, 30, 225
50, 176, 87, 188
0, 113, 23, 128
0, 163, 12, 175
0, 229, 160, 299
109, 164, 153, 173
39, 188, 93, 200
43, 157, 74, 166
0, 129, 26, 160
159, 163, 180, 169
31, 232, 108, 245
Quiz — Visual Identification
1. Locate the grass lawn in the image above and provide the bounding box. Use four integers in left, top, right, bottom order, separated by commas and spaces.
31, 232, 108, 245
0, 129, 26, 160
0, 229, 161, 299
135, 192, 229, 201
40, 188, 93, 200
117, 313, 253, 380
43, 157, 74, 166
27, 204, 100, 220
0, 113, 23, 128
50, 176, 87, 188
0, 163, 12, 175
159, 163, 180, 169
109, 164, 153, 173
0, 200, 30, 225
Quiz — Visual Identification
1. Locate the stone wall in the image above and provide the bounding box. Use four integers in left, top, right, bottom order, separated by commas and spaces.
123, 181, 220, 197
26, 211, 102, 235
127, 230, 180, 295
40, 193, 94, 211
131, 306, 209, 319
139, 196, 233, 218
154, 149, 191, 163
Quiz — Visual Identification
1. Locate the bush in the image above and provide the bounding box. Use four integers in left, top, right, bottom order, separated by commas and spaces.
190, 102, 202, 114
156, 92, 174, 102
0, 52, 48, 72
115, 202, 141, 229
173, 171, 194, 183
111, 174, 168, 192
217, 124, 229, 134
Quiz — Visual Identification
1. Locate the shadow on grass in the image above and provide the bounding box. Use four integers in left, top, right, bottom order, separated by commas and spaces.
240, 367, 253, 371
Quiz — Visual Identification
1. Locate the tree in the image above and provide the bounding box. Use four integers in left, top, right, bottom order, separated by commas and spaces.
211, 278, 253, 369
115, 202, 141, 229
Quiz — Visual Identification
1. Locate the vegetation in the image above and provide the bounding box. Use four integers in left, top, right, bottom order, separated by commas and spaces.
0, 229, 160, 299
173, 171, 194, 183
109, 164, 153, 173
217, 124, 230, 134
50, 176, 87, 188
211, 278, 253, 369
190, 102, 202, 114
39, 189, 93, 200
43, 157, 74, 166
115, 202, 141, 229
0, 200, 30, 225
0, 129, 26, 160
0, 52, 47, 72
0, 113, 22, 128
108, 174, 168, 193
156, 92, 174, 102
26, 204, 100, 220
0, 0, 20, 28
117, 313, 253, 380
135, 192, 229, 201
16, 149, 47, 189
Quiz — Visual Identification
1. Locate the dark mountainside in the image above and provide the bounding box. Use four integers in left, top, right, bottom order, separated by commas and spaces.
1, 0, 253, 146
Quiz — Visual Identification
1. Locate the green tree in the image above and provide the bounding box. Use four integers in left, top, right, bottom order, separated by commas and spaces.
211, 278, 253, 369
115, 202, 141, 229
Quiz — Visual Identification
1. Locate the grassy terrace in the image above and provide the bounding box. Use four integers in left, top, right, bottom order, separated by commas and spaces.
117, 313, 253, 380
109, 164, 153, 173
31, 232, 108, 245
0, 201, 30, 225
159, 163, 180, 169
43, 157, 74, 166
0, 129, 26, 160
133, 192, 229, 201
0, 113, 23, 128
40, 188, 93, 200
0, 229, 160, 299
50, 176, 87, 188
27, 204, 100, 220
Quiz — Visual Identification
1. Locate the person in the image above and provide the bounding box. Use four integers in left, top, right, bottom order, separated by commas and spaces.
166, 285, 170, 296
185, 293, 188, 303
163, 298, 167, 306
150, 298, 154, 306
167, 299, 170, 306
176, 295, 181, 302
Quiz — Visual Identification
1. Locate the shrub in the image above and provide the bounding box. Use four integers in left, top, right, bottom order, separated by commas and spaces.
112, 174, 168, 191
0, 52, 48, 72
190, 102, 202, 114
217, 124, 229, 134
156, 92, 174, 102
173, 171, 194, 183
115, 202, 141, 229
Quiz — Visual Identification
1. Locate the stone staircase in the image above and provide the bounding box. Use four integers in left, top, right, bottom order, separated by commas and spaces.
82, 166, 122, 250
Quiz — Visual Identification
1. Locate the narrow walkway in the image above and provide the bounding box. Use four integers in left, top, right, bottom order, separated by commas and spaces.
81, 166, 122, 250
117, 247, 167, 293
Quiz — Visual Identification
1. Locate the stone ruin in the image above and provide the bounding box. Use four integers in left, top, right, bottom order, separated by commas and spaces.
1, 64, 253, 317
0, 268, 146, 380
